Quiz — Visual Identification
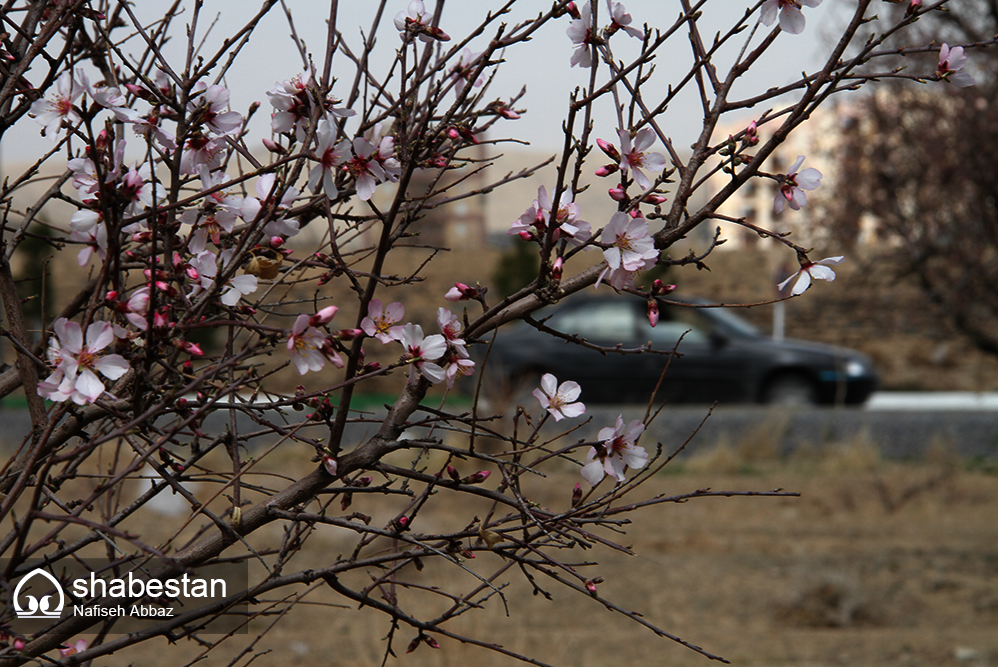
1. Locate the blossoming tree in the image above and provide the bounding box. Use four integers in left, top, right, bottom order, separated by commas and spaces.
0, 0, 987, 664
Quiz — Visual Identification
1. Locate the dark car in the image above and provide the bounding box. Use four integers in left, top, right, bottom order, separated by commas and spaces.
484, 294, 878, 405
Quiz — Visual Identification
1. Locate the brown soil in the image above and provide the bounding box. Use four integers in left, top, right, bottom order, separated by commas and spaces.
80, 445, 998, 667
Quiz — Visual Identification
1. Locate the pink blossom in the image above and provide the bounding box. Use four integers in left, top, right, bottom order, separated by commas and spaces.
597, 213, 658, 288
188, 81, 243, 136
443, 350, 475, 388
70, 222, 107, 266
937, 44, 975, 87
119, 164, 155, 216
37, 318, 129, 405
267, 70, 356, 142
68, 157, 100, 197
436, 307, 466, 351
180, 131, 224, 175
394, 1, 450, 42
606, 1, 643, 38
509, 186, 590, 243
308, 120, 351, 199
581, 415, 648, 485
188, 249, 259, 306
119, 287, 151, 330
399, 323, 447, 383
774, 155, 822, 214
131, 108, 177, 152
602, 212, 656, 270
268, 72, 313, 139
183, 167, 242, 253
538, 185, 591, 242
76, 69, 138, 122
288, 314, 332, 375
59, 639, 87, 657
29, 70, 83, 140
342, 137, 391, 201
566, 2, 596, 67
70, 208, 101, 234
759, 0, 822, 35
619, 128, 667, 190
777, 256, 844, 296
241, 173, 300, 238
451, 48, 485, 96
533, 373, 585, 421
361, 299, 405, 343
222, 274, 258, 306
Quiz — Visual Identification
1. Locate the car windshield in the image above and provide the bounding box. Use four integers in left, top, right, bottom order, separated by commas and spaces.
532, 297, 761, 345
702, 306, 761, 338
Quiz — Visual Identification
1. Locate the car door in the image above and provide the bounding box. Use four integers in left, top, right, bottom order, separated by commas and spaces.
543, 299, 654, 402
636, 304, 753, 402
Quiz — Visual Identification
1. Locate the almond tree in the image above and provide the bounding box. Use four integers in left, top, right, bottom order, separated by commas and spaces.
0, 1, 987, 664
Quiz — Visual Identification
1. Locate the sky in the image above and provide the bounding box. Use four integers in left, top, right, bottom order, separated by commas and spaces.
1, 0, 848, 167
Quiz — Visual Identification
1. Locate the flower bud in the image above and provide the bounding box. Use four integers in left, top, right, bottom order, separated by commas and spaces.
608, 185, 626, 201
446, 465, 461, 481
321, 342, 345, 368
595, 163, 619, 177
322, 454, 338, 477
551, 257, 563, 281
572, 482, 583, 507
652, 279, 677, 295
647, 299, 659, 328
261, 137, 286, 155
337, 328, 364, 341
565, 2, 581, 19
596, 137, 620, 161
462, 470, 490, 484
445, 282, 472, 302
309, 305, 339, 327
424, 26, 451, 41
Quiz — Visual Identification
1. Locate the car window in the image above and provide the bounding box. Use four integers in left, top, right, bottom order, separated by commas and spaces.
638, 304, 709, 346
550, 301, 638, 342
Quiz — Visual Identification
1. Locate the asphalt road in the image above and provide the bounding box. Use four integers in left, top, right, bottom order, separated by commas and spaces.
1, 394, 997, 459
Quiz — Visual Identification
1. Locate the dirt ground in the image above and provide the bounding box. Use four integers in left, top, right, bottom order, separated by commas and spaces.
77, 441, 998, 667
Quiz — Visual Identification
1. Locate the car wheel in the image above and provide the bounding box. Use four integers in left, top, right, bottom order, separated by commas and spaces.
762, 373, 818, 406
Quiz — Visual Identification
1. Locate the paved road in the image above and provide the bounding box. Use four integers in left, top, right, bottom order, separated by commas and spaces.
2, 394, 997, 459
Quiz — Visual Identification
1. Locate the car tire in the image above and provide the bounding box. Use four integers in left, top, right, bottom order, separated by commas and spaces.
762, 373, 818, 406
